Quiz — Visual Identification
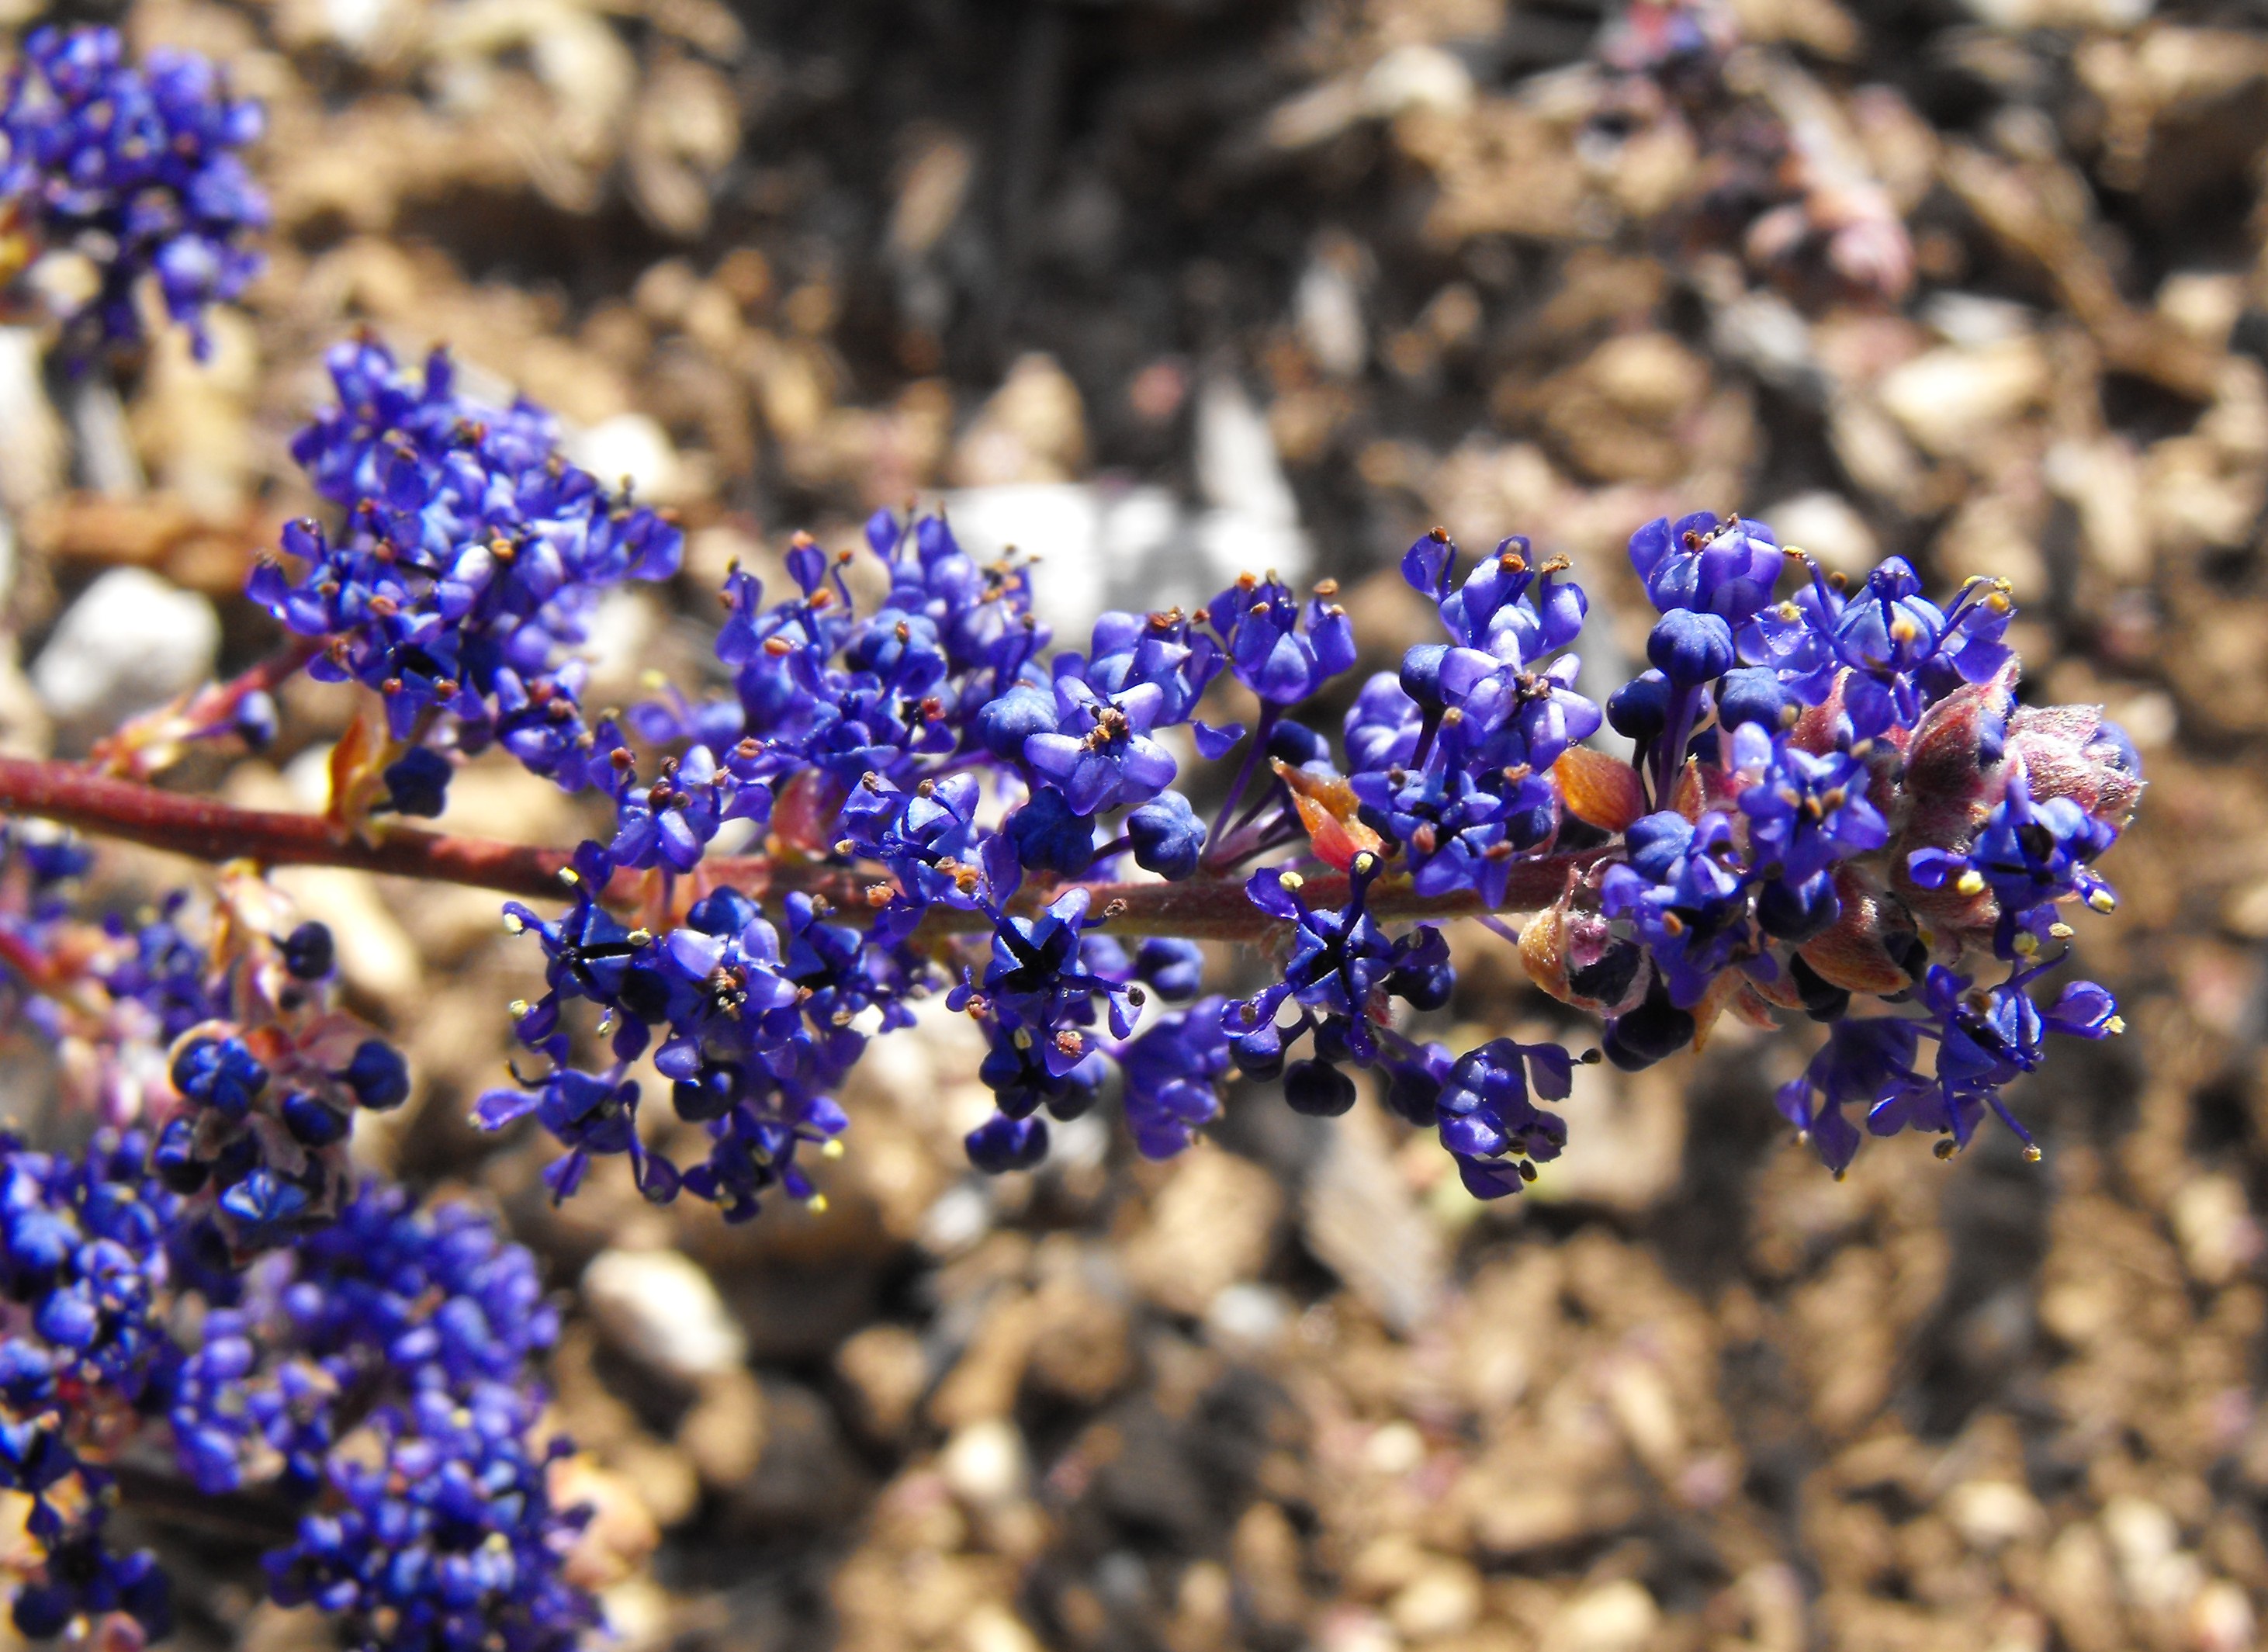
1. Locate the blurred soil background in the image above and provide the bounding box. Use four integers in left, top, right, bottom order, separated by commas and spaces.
5, 0, 2268, 1648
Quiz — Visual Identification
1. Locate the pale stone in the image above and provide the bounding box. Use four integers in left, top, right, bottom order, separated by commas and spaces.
940, 1418, 1029, 1508
582, 1248, 747, 1384
32, 567, 219, 733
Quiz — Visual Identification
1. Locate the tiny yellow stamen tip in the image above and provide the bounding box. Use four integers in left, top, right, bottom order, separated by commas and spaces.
821, 1138, 845, 1159
805, 1194, 829, 1213
503, 914, 525, 933
627, 929, 653, 946
2106, 1016, 2127, 1036
1281, 872, 1304, 891
2048, 923, 2075, 940
1955, 871, 1986, 897
507, 1000, 530, 1018
559, 868, 580, 886
2022, 1144, 2043, 1162
2087, 890, 2117, 913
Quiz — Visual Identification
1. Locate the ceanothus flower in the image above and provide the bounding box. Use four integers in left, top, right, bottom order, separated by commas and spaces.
1628, 511, 1782, 620
1203, 573, 1356, 705
1740, 557, 2015, 734
1599, 812, 1753, 1007
1118, 1001, 1230, 1159
1729, 722, 1885, 883
1907, 761, 2119, 957
1022, 676, 1181, 816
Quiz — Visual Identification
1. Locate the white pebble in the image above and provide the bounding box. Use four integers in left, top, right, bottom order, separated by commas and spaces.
566, 411, 682, 504
940, 1418, 1029, 1508
32, 567, 218, 733
582, 1248, 747, 1384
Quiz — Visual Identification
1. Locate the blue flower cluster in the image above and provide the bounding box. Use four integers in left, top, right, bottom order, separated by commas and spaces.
476, 509, 1236, 1212
0, 1134, 594, 1649
459, 488, 2138, 1209
242, 1188, 594, 1652
0, 26, 267, 355
29, 870, 414, 1255
249, 338, 683, 819
1580, 511, 2137, 1170
0, 1131, 175, 1643
0, 833, 598, 1650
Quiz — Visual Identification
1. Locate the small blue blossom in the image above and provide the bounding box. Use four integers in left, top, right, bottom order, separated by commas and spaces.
1599, 811, 1753, 1007
1627, 512, 1782, 620
1908, 762, 2119, 957
1740, 556, 2015, 733
1203, 573, 1357, 705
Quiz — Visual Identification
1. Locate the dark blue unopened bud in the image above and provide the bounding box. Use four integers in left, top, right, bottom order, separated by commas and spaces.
1384, 1062, 1442, 1126
234, 690, 279, 750
1625, 812, 1695, 884
171, 1036, 268, 1119
1757, 872, 1839, 942
1602, 989, 1696, 1071
152, 1117, 206, 1194
1284, 1059, 1357, 1117
1646, 609, 1734, 687
15, 1582, 71, 1640
338, 1040, 410, 1110
1008, 788, 1096, 876
1716, 667, 1792, 732
1788, 954, 1851, 1022
381, 747, 452, 817
1567, 940, 1642, 1006
1311, 1017, 1358, 1066
280, 1092, 351, 1147
280, 921, 334, 980
1606, 670, 1671, 742
1230, 1020, 1285, 1080
1266, 719, 1331, 768
965, 1111, 1050, 1173
1045, 1072, 1100, 1120
1399, 643, 1451, 708
975, 684, 1058, 762
1127, 791, 1206, 881
672, 1062, 741, 1122
1134, 937, 1206, 1001
687, 888, 759, 937
1387, 961, 1454, 1012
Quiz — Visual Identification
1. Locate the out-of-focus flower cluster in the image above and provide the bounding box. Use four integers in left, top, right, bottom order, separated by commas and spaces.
0, 836, 596, 1649
2, 850, 410, 1257
0, 25, 267, 355
1591, 0, 1913, 303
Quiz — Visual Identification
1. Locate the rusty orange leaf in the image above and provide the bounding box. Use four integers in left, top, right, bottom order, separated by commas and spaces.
1552, 747, 1646, 831
1273, 758, 1382, 871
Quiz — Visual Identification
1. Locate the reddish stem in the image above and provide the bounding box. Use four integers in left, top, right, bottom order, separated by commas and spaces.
0, 756, 1584, 938
91, 636, 324, 777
